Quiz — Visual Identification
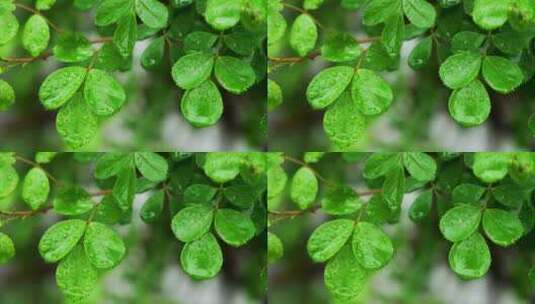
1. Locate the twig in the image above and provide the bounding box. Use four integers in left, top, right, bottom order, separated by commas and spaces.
15, 155, 60, 185
15, 3, 62, 33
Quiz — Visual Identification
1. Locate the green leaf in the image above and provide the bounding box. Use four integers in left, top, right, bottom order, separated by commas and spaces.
141, 36, 165, 69
205, 0, 242, 30
84, 69, 126, 116
180, 80, 223, 128
0, 79, 15, 111
321, 32, 362, 62
448, 232, 491, 279
381, 13, 405, 57
451, 183, 486, 204
95, 0, 132, 26
363, 0, 401, 26
402, 152, 437, 182
94, 43, 131, 72
290, 167, 318, 210
53, 185, 93, 216
402, 0, 436, 28
53, 32, 94, 63
304, 0, 324, 10
321, 185, 362, 215
268, 79, 283, 111
203, 152, 243, 184
0, 165, 19, 198
94, 153, 133, 179
408, 36, 432, 70
171, 205, 214, 242
214, 56, 256, 94
307, 219, 354, 263
363, 153, 401, 179
83, 222, 126, 269
267, 232, 283, 264
267, 11, 286, 44
223, 185, 256, 209
289, 14, 318, 57
34, 152, 57, 164
409, 189, 433, 222
450, 31, 486, 53
180, 233, 223, 280
22, 15, 50, 57
492, 183, 525, 208
140, 190, 164, 222
56, 93, 99, 149
439, 51, 482, 89
448, 79, 490, 127
112, 167, 136, 210
383, 166, 405, 211
0, 232, 15, 264
481, 56, 523, 93
214, 208, 255, 247
267, 164, 287, 199
38, 66, 87, 110
473, 152, 511, 183
306, 66, 354, 109
352, 69, 393, 116
22, 167, 50, 210
36, 0, 56, 10
171, 52, 214, 90
223, 28, 259, 56
439, 204, 482, 242
352, 221, 394, 270
113, 13, 137, 57
0, 12, 19, 45
56, 245, 98, 298
38, 219, 87, 263
0, 152, 15, 166
184, 184, 217, 205
135, 0, 169, 29
324, 245, 368, 300
473, 0, 510, 30
183, 31, 218, 54
134, 152, 168, 182
482, 208, 524, 246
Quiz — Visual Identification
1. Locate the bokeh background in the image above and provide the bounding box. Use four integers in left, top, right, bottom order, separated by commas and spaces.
0, 153, 266, 304
0, 0, 266, 151
268, 153, 535, 304
268, 0, 535, 153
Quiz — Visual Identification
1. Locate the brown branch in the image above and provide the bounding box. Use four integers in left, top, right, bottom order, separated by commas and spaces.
0, 206, 52, 219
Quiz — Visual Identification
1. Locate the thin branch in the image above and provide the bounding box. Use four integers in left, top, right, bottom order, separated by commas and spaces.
0, 206, 52, 219
15, 155, 60, 185
15, 3, 62, 33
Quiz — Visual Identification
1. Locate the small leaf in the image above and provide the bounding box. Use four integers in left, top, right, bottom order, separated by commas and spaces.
38, 66, 87, 110
307, 219, 354, 263
112, 167, 136, 210
451, 31, 486, 53
409, 189, 433, 222
56, 245, 98, 298
321, 32, 362, 62
439, 51, 482, 89
140, 190, 164, 222
321, 185, 362, 215
205, 0, 242, 30
267, 232, 283, 264
402, 0, 437, 29
0, 165, 19, 198
351, 69, 394, 116
113, 13, 137, 57
214, 56, 256, 94
53, 185, 93, 216
171, 52, 214, 90
22, 167, 50, 210
141, 36, 165, 69
289, 14, 318, 57
408, 36, 432, 70
363, 0, 401, 26
38, 219, 87, 263
290, 167, 318, 210
473, 152, 511, 183
83, 222, 126, 269
94, 153, 133, 179
0, 232, 15, 264
451, 183, 486, 204
135, 0, 169, 29
56, 93, 99, 149
472, 0, 510, 30
383, 166, 405, 211
482, 208, 524, 247
448, 232, 491, 279
36, 0, 56, 10
448, 80, 490, 127
22, 15, 50, 57
402, 152, 437, 182
481, 56, 523, 93
0, 12, 19, 45
180, 233, 223, 280
134, 152, 168, 183
214, 208, 256, 247
439, 204, 482, 242
171, 205, 214, 242
352, 221, 394, 270
363, 152, 401, 179
267, 11, 286, 44
306, 66, 354, 109
324, 245, 368, 300
203, 152, 243, 184
184, 184, 217, 205
53, 32, 94, 63
268, 79, 283, 111
95, 0, 132, 26
0, 79, 15, 111
183, 31, 218, 53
